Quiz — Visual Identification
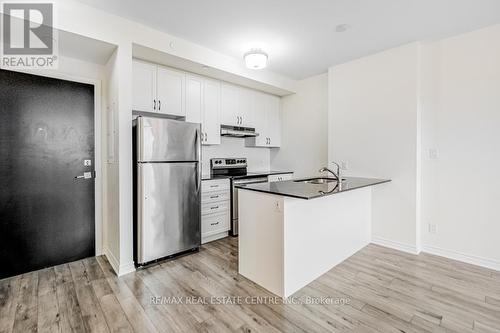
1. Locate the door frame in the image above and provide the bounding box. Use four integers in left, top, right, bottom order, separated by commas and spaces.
6, 67, 104, 256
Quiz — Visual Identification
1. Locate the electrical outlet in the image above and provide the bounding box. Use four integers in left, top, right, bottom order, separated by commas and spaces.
428, 148, 439, 159
428, 223, 437, 234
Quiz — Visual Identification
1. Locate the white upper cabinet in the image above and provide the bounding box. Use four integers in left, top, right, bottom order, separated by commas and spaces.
247, 92, 281, 148
132, 60, 185, 117
156, 66, 185, 117
132, 60, 157, 112
252, 91, 268, 147
266, 95, 281, 147
185, 74, 221, 145
185, 74, 203, 124
239, 88, 255, 128
221, 83, 256, 128
221, 83, 240, 127
202, 79, 221, 145
132, 60, 278, 148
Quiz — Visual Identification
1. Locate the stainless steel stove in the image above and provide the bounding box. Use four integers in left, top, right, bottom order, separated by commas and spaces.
210, 158, 269, 236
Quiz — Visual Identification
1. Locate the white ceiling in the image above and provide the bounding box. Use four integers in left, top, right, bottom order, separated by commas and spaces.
75, 0, 500, 79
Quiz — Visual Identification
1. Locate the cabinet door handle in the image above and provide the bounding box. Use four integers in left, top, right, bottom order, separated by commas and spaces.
158, 100, 161, 111
205, 133, 208, 142
210, 195, 219, 199
153, 99, 156, 110
210, 221, 220, 226
210, 206, 219, 210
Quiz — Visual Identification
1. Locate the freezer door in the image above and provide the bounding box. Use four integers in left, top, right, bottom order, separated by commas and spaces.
137, 162, 201, 264
137, 117, 200, 162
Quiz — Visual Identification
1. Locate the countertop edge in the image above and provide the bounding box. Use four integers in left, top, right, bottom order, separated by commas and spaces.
236, 178, 391, 200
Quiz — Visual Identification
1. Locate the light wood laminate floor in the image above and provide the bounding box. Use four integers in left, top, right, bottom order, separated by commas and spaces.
1, 237, 500, 333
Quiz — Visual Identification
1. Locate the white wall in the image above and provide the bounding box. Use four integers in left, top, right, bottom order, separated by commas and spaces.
420, 25, 500, 269
271, 73, 328, 178
329, 43, 421, 253
202, 138, 271, 175
103, 49, 121, 271
329, 24, 500, 270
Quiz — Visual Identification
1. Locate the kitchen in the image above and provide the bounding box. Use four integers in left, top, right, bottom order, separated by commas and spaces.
1, 1, 500, 332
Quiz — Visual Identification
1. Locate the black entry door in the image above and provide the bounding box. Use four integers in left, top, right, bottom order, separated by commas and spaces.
0, 69, 95, 279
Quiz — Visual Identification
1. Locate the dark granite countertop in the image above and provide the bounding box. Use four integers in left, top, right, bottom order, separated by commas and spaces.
236, 177, 391, 200
202, 170, 293, 181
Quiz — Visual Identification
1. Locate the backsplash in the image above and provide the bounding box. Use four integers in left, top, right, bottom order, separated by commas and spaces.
201, 137, 271, 175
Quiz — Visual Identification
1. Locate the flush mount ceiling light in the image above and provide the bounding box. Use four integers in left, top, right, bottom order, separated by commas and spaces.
244, 49, 268, 70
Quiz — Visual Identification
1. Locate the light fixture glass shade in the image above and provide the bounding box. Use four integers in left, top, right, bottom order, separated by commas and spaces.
244, 50, 268, 70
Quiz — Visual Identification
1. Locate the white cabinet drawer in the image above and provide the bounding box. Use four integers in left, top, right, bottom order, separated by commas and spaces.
202, 179, 230, 193
202, 212, 230, 237
202, 201, 229, 216
268, 173, 293, 183
202, 191, 230, 204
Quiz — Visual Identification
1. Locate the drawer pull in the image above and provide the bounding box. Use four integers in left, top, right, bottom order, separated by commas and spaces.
210, 195, 219, 199
210, 206, 219, 210
210, 185, 219, 188
210, 221, 220, 226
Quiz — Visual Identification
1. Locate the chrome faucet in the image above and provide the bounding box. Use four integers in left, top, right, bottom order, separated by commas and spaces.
319, 161, 341, 183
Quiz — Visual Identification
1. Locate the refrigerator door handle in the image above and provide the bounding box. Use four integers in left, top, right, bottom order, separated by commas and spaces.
196, 127, 202, 192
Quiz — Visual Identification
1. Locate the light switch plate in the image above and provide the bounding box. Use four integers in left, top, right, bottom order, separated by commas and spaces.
428, 148, 439, 160
84, 159, 92, 166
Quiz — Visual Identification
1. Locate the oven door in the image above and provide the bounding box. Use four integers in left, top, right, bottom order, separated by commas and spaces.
231, 177, 269, 236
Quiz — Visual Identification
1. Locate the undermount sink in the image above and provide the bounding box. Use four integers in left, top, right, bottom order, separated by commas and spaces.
295, 177, 345, 185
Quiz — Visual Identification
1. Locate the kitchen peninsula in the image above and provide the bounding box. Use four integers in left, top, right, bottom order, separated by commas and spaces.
237, 177, 390, 298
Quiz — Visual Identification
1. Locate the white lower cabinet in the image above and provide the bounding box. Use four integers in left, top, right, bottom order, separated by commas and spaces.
268, 173, 293, 182
201, 179, 230, 244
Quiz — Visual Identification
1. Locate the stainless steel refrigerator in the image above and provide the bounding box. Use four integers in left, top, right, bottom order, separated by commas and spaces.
133, 116, 201, 265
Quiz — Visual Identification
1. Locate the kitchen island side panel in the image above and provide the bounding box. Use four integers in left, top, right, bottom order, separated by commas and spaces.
283, 187, 372, 297
238, 189, 285, 296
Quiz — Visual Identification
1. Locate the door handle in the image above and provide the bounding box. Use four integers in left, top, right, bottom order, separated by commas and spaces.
75, 171, 95, 179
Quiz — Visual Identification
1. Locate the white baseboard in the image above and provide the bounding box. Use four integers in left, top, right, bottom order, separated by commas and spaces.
371, 236, 420, 255
117, 261, 136, 276
202, 231, 229, 244
422, 245, 500, 272
103, 247, 136, 277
